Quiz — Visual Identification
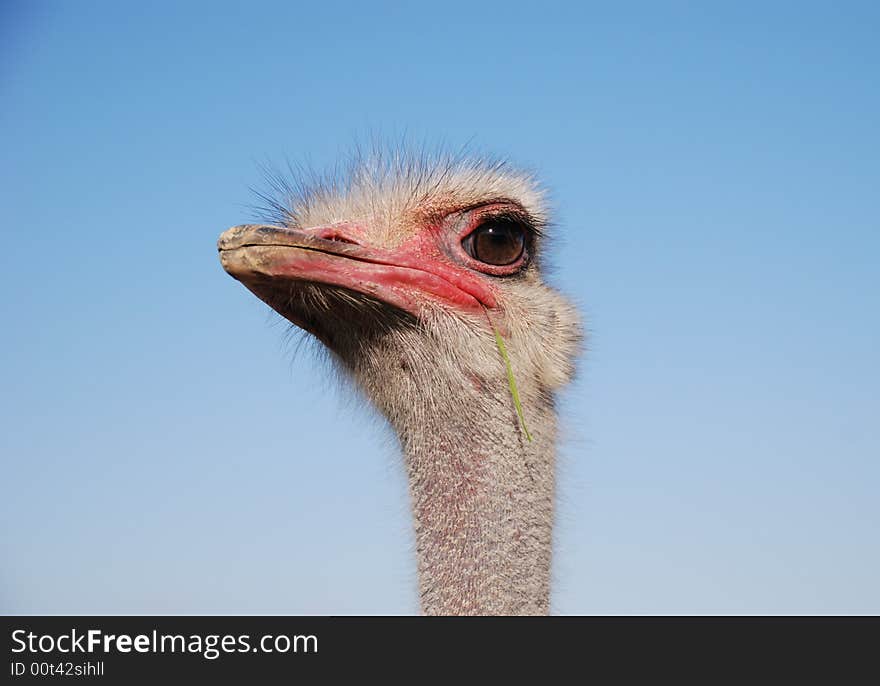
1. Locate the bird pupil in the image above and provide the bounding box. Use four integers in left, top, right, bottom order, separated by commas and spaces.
471, 220, 525, 266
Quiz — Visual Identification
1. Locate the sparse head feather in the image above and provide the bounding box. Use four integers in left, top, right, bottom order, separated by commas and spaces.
254, 146, 549, 248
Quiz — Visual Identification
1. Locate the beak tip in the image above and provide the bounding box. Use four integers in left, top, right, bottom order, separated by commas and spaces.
218, 224, 254, 251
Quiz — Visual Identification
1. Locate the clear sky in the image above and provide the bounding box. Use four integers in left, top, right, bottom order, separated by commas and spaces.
2, 1, 877, 614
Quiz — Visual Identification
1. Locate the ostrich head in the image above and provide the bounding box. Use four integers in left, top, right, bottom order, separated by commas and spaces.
218, 151, 582, 615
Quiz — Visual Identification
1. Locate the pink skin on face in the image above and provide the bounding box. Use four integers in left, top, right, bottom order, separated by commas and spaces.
218, 222, 499, 319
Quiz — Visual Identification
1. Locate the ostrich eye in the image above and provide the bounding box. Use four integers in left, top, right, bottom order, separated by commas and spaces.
463, 219, 526, 266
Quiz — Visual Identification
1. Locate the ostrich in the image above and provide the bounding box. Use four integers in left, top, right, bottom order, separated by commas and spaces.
218, 151, 582, 615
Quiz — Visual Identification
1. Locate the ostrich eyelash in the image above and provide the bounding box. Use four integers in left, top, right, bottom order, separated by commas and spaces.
470, 207, 544, 241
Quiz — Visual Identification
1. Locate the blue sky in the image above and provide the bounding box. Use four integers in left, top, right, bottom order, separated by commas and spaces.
2, 1, 877, 614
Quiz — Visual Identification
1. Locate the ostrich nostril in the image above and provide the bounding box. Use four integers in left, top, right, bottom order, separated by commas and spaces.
312, 225, 361, 245
327, 234, 358, 244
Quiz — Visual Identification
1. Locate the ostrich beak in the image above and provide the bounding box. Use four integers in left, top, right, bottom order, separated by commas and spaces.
217, 224, 495, 324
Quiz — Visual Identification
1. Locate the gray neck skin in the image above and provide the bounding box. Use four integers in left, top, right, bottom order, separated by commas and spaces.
401, 404, 556, 615
370, 366, 558, 615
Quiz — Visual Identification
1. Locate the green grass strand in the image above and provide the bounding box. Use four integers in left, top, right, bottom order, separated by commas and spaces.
492, 327, 533, 443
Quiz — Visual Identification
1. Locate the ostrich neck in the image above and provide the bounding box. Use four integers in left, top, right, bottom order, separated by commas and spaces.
397, 391, 557, 615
